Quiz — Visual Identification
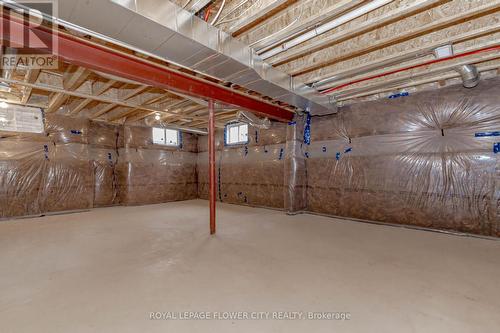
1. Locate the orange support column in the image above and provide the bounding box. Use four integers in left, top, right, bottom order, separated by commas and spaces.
208, 100, 216, 235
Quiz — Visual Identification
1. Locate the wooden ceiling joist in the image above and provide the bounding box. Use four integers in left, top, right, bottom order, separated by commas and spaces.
337, 62, 500, 101
0, 76, 197, 122
269, 0, 447, 66
112, 94, 173, 122
251, 0, 361, 51
20, 69, 41, 104
90, 85, 150, 119
308, 23, 500, 87
288, 0, 500, 77
333, 53, 500, 99
229, 0, 298, 36
68, 80, 117, 116
46, 66, 91, 113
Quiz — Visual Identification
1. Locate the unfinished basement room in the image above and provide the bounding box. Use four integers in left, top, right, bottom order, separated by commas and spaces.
0, 0, 499, 332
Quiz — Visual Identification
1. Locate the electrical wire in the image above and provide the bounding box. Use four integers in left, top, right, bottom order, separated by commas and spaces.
214, 0, 251, 25
248, 2, 307, 48
249, 0, 327, 50
215, 0, 262, 26
210, 0, 226, 25
182, 0, 192, 9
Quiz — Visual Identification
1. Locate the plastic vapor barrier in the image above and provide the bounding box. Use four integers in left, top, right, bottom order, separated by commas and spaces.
0, 114, 93, 217
118, 126, 198, 206
284, 116, 308, 214
1, 79, 498, 237
305, 78, 500, 237
117, 148, 198, 205
198, 123, 286, 208
0, 113, 198, 218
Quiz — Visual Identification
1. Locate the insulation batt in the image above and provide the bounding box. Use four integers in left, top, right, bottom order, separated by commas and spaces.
198, 123, 287, 208
1, 78, 499, 237
0, 114, 93, 216
117, 126, 198, 206
196, 77, 499, 237
305, 78, 500, 237
0, 114, 198, 217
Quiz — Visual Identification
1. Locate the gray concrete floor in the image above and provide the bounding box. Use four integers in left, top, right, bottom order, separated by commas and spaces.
0, 199, 499, 333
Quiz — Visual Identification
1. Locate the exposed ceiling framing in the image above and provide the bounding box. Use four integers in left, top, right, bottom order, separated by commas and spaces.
1, 0, 499, 133
216, 0, 500, 105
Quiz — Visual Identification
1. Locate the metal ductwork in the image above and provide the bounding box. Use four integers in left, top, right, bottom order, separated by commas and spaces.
455, 64, 479, 88
433, 45, 479, 89
29, 0, 337, 115
236, 111, 271, 129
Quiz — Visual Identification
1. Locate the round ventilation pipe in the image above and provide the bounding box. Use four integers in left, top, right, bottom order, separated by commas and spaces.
455, 64, 479, 88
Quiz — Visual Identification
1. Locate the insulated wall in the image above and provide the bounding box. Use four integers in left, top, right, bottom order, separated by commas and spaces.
197, 123, 286, 208
0, 114, 197, 219
117, 126, 198, 206
89, 121, 123, 207
305, 78, 500, 237
0, 114, 93, 218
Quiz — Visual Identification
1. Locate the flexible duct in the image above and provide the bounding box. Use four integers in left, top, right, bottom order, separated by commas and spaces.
455, 64, 479, 88
236, 110, 271, 129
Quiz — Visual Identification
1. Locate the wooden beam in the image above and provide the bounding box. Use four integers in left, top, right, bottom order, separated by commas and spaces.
125, 98, 194, 123
46, 65, 90, 113
230, 0, 298, 36
287, 0, 500, 77
337, 62, 500, 101
125, 111, 156, 123
90, 103, 119, 119
63, 66, 90, 90
90, 85, 150, 119
46, 93, 69, 113
21, 69, 41, 104
334, 53, 500, 99
68, 80, 117, 115
269, 0, 446, 65
252, 0, 361, 51
109, 94, 173, 122
0, 77, 194, 120
307, 23, 500, 86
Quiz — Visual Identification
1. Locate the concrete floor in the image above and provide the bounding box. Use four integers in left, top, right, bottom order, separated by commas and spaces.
0, 200, 499, 333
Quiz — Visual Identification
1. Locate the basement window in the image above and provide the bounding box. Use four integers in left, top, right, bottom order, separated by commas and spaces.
0, 104, 44, 133
225, 122, 248, 145
152, 127, 180, 147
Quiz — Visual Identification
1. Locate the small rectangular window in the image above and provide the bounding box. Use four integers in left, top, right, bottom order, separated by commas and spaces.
152, 127, 180, 147
0, 104, 44, 133
164, 129, 179, 145
225, 123, 249, 145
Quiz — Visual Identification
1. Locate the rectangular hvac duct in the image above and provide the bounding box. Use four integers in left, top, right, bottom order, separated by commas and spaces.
21, 0, 337, 115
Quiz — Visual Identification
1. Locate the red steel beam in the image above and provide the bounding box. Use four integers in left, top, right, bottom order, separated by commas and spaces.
208, 100, 216, 235
0, 14, 294, 122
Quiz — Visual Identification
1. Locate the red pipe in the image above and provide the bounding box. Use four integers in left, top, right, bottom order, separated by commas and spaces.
208, 100, 216, 235
204, 7, 212, 22
320, 45, 500, 95
0, 13, 294, 122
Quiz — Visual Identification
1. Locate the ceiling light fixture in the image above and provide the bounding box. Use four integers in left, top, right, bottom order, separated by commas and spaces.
0, 100, 9, 109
